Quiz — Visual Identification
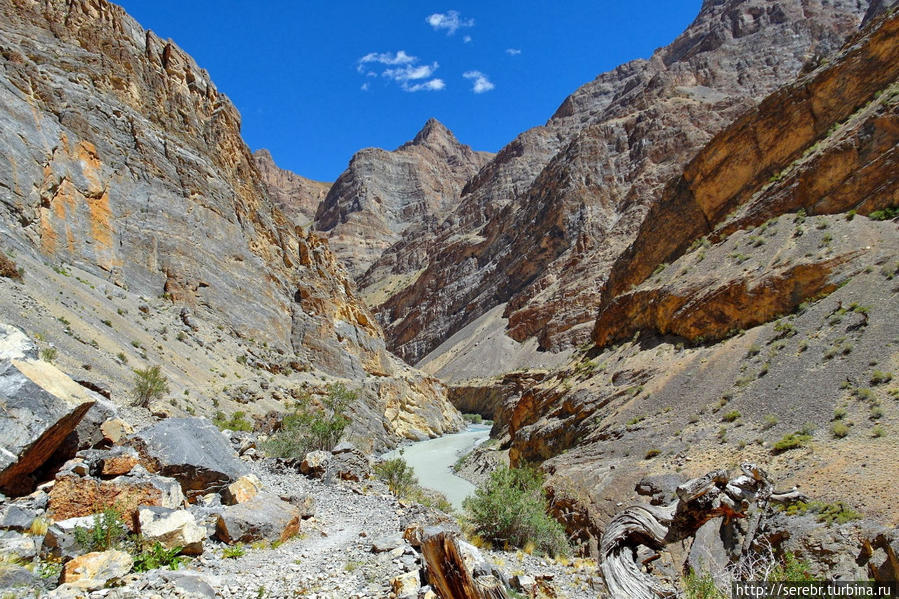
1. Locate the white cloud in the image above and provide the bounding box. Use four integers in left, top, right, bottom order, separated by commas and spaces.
357, 50, 416, 72
505, 48, 521, 56
405, 79, 446, 92
383, 62, 438, 82
463, 35, 472, 43
357, 51, 445, 93
463, 70, 494, 93
426, 10, 474, 35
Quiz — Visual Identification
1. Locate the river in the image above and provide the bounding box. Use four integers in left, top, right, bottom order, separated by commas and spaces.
384, 424, 491, 510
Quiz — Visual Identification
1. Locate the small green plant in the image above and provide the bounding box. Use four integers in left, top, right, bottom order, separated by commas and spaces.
722, 410, 741, 423
870, 371, 893, 385
872, 425, 885, 438
73, 507, 128, 552
461, 413, 483, 424
133, 541, 183, 572
772, 429, 812, 453
833, 407, 847, 420
176, 331, 187, 342
868, 206, 897, 221
101, 319, 112, 327
682, 569, 726, 599
132, 365, 170, 408
213, 410, 253, 432
223, 544, 245, 559
626, 415, 646, 427
117, 351, 128, 363
761, 414, 778, 430
831, 421, 850, 438
463, 466, 569, 557
870, 406, 884, 420
769, 552, 816, 581
644, 448, 661, 459
374, 458, 418, 497
40, 347, 58, 362
747, 344, 761, 357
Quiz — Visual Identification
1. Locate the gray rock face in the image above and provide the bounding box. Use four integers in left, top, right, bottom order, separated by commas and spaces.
0, 0, 461, 450
128, 418, 247, 499
0, 323, 98, 495
315, 118, 493, 279
214, 492, 300, 544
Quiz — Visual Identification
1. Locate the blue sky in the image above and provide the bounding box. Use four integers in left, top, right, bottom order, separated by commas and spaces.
117, 1, 702, 182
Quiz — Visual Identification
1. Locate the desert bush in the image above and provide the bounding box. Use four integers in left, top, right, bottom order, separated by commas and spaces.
213, 410, 253, 432
74, 507, 128, 552
262, 384, 354, 457
463, 465, 569, 557
133, 542, 183, 572
374, 458, 418, 497
133, 365, 169, 408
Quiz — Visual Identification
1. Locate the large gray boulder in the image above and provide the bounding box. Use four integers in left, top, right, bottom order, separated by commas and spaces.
215, 492, 300, 544
128, 417, 247, 500
137, 506, 205, 555
0, 323, 98, 495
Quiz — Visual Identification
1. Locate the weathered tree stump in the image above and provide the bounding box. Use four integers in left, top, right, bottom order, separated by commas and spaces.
599, 463, 795, 599
421, 527, 508, 599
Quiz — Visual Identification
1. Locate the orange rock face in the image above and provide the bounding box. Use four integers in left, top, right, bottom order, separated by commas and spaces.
48, 474, 184, 524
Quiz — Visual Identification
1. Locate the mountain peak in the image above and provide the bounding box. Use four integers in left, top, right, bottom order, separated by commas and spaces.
409, 118, 455, 147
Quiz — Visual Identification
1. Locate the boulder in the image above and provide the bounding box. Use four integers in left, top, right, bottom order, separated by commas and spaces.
137, 506, 205, 555
99, 446, 140, 477
0, 529, 41, 560
0, 323, 98, 495
511, 574, 537, 593
330, 445, 372, 482
128, 418, 247, 499
215, 492, 300, 544
100, 418, 134, 445
371, 533, 405, 553
0, 504, 37, 531
0, 563, 38, 590
284, 493, 315, 519
221, 474, 262, 505
391, 570, 421, 598
300, 450, 331, 477
60, 549, 133, 590
47, 471, 185, 522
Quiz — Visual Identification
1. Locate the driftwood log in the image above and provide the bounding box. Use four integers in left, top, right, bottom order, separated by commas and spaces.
421, 527, 508, 599
600, 463, 802, 599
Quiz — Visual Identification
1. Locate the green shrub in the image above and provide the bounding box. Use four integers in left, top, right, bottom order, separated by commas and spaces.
769, 552, 816, 581
722, 410, 741, 423
374, 458, 418, 497
761, 414, 779, 430
461, 413, 483, 424
872, 425, 885, 438
133, 542, 183, 572
213, 410, 253, 432
40, 347, 57, 363
222, 544, 245, 559
463, 465, 569, 557
831, 421, 850, 438
644, 448, 661, 459
868, 206, 897, 221
262, 384, 354, 458
132, 365, 169, 408
780, 501, 860, 526
870, 371, 893, 385
73, 507, 128, 552
772, 430, 812, 453
683, 570, 726, 599
832, 407, 847, 420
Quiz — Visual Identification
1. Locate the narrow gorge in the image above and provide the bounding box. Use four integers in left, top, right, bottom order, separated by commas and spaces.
0, 0, 897, 597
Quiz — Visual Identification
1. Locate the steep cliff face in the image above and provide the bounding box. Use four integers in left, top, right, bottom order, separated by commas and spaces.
315, 119, 492, 280
493, 10, 898, 554
0, 0, 461, 445
253, 149, 330, 228
366, 0, 869, 367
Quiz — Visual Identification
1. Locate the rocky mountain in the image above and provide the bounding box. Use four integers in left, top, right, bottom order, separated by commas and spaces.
0, 0, 461, 447
315, 118, 493, 281
490, 6, 898, 566
253, 149, 330, 228
362, 0, 871, 377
